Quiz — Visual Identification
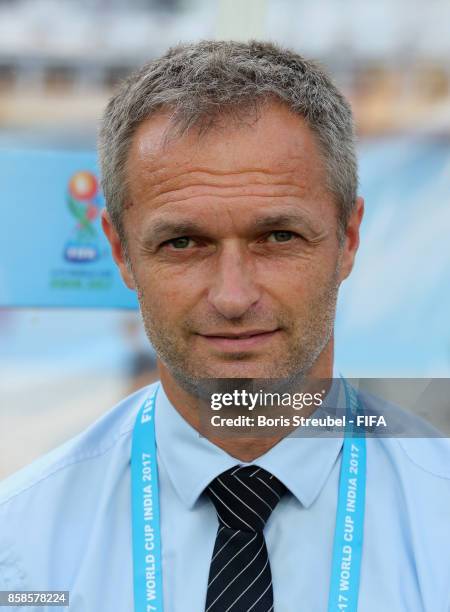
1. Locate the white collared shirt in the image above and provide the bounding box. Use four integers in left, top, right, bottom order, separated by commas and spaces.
0, 381, 450, 611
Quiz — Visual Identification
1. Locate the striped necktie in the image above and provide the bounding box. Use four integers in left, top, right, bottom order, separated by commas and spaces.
205, 465, 287, 612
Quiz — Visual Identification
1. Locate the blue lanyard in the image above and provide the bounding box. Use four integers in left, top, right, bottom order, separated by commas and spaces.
131, 386, 164, 612
327, 378, 366, 611
131, 380, 366, 612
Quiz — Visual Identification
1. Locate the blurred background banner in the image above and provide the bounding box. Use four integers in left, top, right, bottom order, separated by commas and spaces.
336, 137, 450, 377
0, 0, 449, 479
0, 149, 137, 309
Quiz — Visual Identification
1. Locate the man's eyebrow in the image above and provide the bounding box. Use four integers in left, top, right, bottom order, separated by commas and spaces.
252, 212, 321, 234
141, 220, 205, 246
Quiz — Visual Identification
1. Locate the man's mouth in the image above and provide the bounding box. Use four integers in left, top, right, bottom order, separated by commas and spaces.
197, 329, 280, 351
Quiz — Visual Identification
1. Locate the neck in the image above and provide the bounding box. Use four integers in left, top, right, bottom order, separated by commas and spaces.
157, 342, 334, 462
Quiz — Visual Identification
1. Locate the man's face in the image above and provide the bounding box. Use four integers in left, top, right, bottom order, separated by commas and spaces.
104, 103, 362, 388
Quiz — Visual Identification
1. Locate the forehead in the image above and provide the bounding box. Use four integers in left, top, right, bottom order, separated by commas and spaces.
125, 102, 329, 199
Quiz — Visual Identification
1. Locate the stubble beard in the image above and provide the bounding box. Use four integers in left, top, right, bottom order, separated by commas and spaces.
132, 261, 341, 400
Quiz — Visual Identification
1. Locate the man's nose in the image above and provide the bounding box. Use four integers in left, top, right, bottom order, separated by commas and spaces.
207, 243, 261, 320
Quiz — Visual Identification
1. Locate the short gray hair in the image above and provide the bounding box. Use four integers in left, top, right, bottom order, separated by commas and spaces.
98, 40, 358, 243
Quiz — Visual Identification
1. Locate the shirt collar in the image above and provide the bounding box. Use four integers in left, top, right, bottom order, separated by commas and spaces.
155, 376, 344, 510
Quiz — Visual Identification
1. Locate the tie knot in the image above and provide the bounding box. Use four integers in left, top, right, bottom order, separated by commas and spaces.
206, 466, 287, 532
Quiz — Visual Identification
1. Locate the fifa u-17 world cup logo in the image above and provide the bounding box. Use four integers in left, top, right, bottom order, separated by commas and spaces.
64, 171, 101, 263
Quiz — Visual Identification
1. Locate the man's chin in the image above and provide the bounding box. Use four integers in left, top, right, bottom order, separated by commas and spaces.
180, 357, 294, 381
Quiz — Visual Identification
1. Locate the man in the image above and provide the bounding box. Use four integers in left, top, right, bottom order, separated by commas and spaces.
1, 40, 449, 611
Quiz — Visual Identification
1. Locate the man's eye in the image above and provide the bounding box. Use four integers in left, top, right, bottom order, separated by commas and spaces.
267, 231, 295, 243
166, 236, 194, 249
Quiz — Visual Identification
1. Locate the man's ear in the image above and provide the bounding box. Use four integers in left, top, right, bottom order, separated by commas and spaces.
101, 209, 136, 290
339, 196, 364, 282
